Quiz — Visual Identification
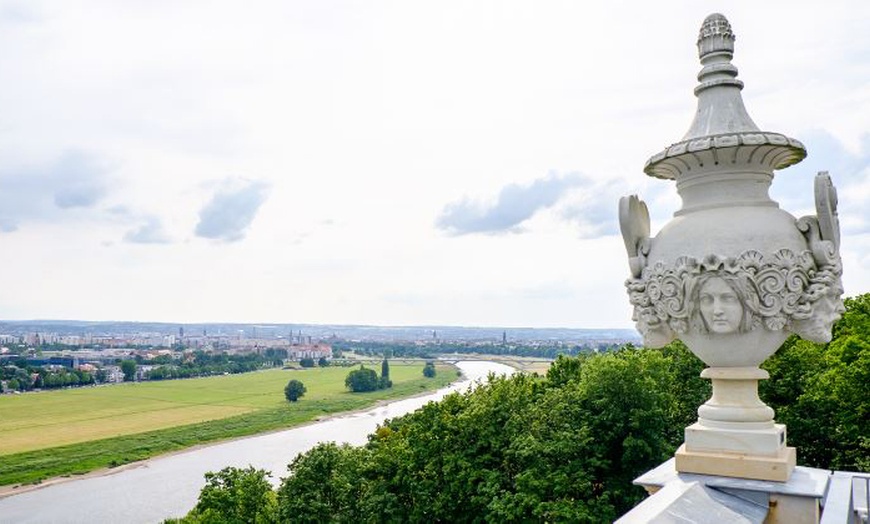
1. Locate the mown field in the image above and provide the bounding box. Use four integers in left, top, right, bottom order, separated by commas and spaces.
0, 363, 456, 486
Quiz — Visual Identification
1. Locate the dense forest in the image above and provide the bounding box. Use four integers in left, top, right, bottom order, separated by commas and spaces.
173, 293, 868, 523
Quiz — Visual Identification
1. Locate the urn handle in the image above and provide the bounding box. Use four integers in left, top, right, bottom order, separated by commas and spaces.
619, 195, 651, 278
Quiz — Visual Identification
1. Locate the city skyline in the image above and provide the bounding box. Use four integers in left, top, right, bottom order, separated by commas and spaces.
0, 2, 868, 328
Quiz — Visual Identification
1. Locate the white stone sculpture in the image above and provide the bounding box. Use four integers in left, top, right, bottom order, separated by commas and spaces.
620, 13, 844, 482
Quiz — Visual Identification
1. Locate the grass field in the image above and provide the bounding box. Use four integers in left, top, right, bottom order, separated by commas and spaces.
0, 363, 456, 486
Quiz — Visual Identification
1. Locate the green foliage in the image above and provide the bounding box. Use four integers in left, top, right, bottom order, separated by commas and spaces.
143, 351, 281, 381
317, 357, 329, 367
345, 366, 380, 392
333, 339, 601, 360
276, 443, 365, 523
284, 380, 306, 402
299, 358, 315, 368
761, 293, 870, 471
273, 347, 686, 521
381, 357, 390, 379
649, 341, 709, 444
422, 361, 436, 378
179, 466, 276, 524
120, 360, 137, 382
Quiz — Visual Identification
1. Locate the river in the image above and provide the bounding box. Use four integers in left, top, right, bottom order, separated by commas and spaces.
0, 361, 514, 523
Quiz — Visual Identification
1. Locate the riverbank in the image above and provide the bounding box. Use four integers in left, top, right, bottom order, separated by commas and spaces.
0, 363, 458, 489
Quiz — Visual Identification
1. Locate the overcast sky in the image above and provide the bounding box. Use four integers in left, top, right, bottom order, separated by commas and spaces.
0, 1, 867, 328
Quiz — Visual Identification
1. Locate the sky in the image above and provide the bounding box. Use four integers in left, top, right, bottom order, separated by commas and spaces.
0, 1, 867, 328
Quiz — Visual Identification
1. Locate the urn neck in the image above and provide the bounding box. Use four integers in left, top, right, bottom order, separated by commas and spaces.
675, 168, 777, 216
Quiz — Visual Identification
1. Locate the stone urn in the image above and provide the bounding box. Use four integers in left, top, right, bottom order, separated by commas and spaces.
619, 13, 844, 481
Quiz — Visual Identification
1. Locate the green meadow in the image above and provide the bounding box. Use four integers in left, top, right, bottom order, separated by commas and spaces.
0, 363, 456, 487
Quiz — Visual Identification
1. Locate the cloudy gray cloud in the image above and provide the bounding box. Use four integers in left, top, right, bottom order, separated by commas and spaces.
436, 173, 588, 235
53, 155, 110, 209
0, 150, 113, 232
0, 2, 41, 24
557, 196, 619, 238
124, 216, 172, 244
195, 179, 270, 242
770, 130, 870, 235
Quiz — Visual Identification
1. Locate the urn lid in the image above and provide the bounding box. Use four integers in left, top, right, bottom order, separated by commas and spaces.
644, 14, 806, 180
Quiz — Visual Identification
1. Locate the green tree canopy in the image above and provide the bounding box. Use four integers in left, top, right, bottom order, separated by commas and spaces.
120, 360, 137, 382
179, 466, 276, 524
284, 379, 306, 402
345, 366, 380, 393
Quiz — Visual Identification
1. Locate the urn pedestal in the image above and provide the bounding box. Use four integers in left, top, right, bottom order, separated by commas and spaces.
620, 13, 844, 482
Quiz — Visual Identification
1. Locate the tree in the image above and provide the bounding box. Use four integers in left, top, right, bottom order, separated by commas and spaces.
299, 358, 315, 368
183, 466, 276, 524
423, 361, 436, 378
284, 379, 306, 402
273, 347, 682, 521
277, 443, 366, 523
345, 366, 379, 392
760, 293, 870, 471
120, 360, 137, 382
317, 357, 329, 367
378, 357, 392, 389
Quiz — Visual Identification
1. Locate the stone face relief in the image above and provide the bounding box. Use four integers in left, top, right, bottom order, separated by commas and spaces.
623, 246, 839, 349
695, 275, 747, 334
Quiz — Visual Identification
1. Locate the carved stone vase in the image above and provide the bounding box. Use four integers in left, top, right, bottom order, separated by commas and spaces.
620, 14, 844, 482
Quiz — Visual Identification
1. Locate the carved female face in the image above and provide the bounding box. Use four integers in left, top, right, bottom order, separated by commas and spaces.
698, 277, 744, 334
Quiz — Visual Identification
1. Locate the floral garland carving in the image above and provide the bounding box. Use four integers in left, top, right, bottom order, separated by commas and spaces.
625, 248, 841, 340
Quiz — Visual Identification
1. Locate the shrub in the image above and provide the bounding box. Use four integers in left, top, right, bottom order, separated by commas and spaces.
345, 367, 380, 392
284, 380, 306, 402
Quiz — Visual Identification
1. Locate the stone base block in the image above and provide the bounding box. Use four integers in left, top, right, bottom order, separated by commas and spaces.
685, 422, 786, 456
675, 444, 796, 482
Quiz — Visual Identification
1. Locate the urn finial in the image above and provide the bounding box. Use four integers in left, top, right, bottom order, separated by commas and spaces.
643, 13, 806, 179
697, 13, 735, 58
684, 13, 758, 140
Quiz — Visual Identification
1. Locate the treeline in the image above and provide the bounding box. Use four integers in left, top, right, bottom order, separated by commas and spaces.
1, 350, 287, 392
143, 351, 285, 381
333, 340, 606, 360
0, 364, 95, 391
174, 293, 868, 523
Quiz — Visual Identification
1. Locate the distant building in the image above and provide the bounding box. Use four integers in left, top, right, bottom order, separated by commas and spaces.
288, 343, 332, 360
